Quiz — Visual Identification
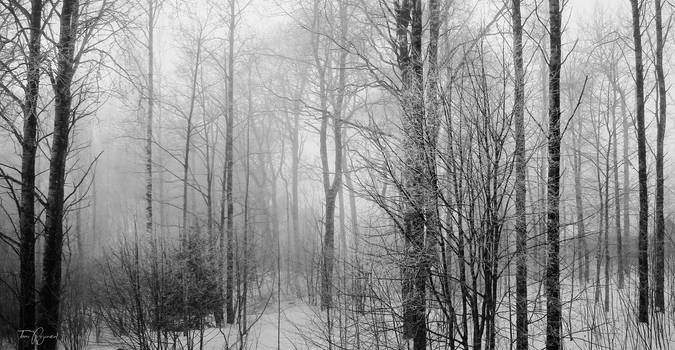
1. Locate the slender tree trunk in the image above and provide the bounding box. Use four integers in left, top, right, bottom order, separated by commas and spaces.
19, 2, 43, 349
145, 0, 155, 240
37, 1, 79, 349
239, 68, 253, 347
604, 136, 611, 312
573, 115, 588, 283
181, 37, 201, 245
317, 0, 346, 311
338, 176, 347, 258
217, 124, 226, 327
629, 0, 650, 323
225, 0, 236, 324
619, 87, 628, 289
653, 0, 666, 313
545, 0, 562, 348
511, 1, 527, 348
611, 78, 624, 290
618, 87, 631, 286
595, 146, 603, 304
289, 76, 305, 291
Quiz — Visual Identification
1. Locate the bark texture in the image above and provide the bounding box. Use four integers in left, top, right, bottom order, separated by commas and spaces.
225, 0, 235, 324
545, 0, 562, 348
629, 0, 650, 323
18, 1, 43, 349
511, 1, 528, 348
653, 0, 666, 313
37, 0, 79, 349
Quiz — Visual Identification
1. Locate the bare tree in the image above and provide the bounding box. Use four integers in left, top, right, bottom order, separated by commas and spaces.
629, 0, 649, 323
511, 1, 527, 348
37, 0, 81, 348
653, 0, 667, 313
224, 0, 237, 325
545, 0, 562, 349
17, 1, 43, 349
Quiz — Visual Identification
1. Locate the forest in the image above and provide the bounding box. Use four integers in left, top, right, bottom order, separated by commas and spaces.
1, 0, 675, 349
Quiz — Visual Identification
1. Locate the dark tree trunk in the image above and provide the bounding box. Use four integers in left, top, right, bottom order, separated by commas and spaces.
396, 1, 438, 349
629, 0, 649, 323
145, 0, 154, 239
653, 0, 666, 313
37, 1, 79, 349
545, 0, 562, 348
511, 1, 528, 349
225, 0, 236, 324
19, 1, 43, 349
604, 138, 611, 312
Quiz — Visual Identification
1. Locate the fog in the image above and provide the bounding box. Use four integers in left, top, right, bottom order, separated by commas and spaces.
1, 0, 675, 349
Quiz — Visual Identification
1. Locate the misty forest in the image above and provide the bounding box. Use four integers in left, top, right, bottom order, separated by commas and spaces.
4, 0, 675, 349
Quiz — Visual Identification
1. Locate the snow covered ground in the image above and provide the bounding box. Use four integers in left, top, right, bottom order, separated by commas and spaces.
84, 300, 315, 350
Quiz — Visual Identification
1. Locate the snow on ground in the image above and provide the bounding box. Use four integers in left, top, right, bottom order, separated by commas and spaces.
85, 299, 315, 350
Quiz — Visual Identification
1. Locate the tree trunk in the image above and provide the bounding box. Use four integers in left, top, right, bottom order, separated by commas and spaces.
225, 0, 236, 324
653, 0, 666, 313
19, 2, 43, 349
345, 158, 359, 256
611, 77, 624, 290
317, 0, 346, 310
396, 1, 438, 349
291, 82, 301, 289
239, 68, 253, 343
511, 1, 528, 349
594, 146, 603, 304
545, 0, 562, 348
37, 1, 79, 349
573, 115, 588, 283
618, 88, 631, 286
619, 87, 628, 289
145, 0, 155, 239
629, 0, 649, 323
604, 136, 611, 312
181, 36, 201, 245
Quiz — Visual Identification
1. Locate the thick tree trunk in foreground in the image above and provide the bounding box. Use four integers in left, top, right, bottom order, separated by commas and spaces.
653, 0, 666, 313
395, 1, 439, 349
629, 0, 649, 323
37, 1, 79, 349
19, 2, 43, 349
511, 1, 528, 348
545, 0, 562, 348
619, 88, 628, 289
